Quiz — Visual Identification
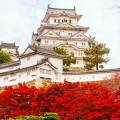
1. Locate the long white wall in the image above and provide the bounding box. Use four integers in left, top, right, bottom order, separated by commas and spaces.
1, 65, 120, 87
62, 70, 120, 83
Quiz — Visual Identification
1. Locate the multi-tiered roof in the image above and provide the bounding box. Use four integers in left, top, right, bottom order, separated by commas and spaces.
42, 5, 82, 22
37, 5, 89, 34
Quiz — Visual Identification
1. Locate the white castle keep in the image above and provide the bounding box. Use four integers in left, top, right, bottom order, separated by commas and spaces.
32, 5, 92, 71
0, 6, 119, 87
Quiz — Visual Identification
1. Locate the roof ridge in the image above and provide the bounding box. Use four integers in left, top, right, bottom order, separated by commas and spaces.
48, 5, 75, 11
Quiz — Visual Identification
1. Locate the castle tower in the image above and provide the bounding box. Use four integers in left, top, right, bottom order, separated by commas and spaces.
32, 5, 94, 71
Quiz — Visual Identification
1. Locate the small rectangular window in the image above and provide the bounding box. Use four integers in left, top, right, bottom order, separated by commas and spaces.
40, 68, 45, 73
19, 74, 21, 78
65, 20, 67, 23
82, 43, 86, 46
53, 41, 55, 44
45, 40, 48, 44
10, 73, 16, 77
27, 71, 30, 75
56, 32, 60, 35
4, 77, 8, 80
46, 70, 51, 75
10, 79, 16, 82
32, 74, 36, 77
68, 33, 72, 36
54, 19, 56, 23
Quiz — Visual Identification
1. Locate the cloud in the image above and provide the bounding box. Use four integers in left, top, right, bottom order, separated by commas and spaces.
0, 0, 49, 51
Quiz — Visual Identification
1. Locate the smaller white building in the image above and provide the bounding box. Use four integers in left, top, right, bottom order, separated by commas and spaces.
0, 42, 19, 55
0, 45, 63, 87
0, 42, 19, 61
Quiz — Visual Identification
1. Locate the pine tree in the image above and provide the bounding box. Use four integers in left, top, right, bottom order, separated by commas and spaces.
53, 47, 76, 71
83, 41, 110, 70
0, 50, 13, 64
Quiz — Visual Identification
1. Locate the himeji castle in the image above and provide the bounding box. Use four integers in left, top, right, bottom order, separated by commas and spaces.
0, 6, 120, 87
32, 5, 92, 71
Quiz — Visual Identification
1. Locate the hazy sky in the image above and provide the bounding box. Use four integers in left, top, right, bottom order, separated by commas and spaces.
0, 0, 120, 68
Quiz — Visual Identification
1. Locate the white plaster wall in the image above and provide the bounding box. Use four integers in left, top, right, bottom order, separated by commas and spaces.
41, 39, 63, 46
62, 72, 115, 83
68, 41, 88, 49
40, 39, 88, 49
40, 29, 89, 49
1, 67, 120, 87
20, 54, 44, 68
53, 30, 79, 37
39, 64, 56, 81
0, 70, 39, 87
0, 65, 20, 73
49, 57, 63, 73
0, 63, 59, 87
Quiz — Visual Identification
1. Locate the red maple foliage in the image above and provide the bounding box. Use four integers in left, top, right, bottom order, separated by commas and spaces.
0, 83, 36, 118
0, 77, 119, 120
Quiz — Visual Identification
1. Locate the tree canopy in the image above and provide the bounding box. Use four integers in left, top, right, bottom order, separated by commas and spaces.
83, 41, 110, 70
53, 47, 76, 71
0, 50, 13, 64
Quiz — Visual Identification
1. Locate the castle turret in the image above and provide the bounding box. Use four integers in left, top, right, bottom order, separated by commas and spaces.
0, 42, 19, 54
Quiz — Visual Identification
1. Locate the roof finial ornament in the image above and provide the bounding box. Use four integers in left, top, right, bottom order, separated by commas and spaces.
74, 6, 76, 10
32, 31, 34, 35
48, 4, 50, 8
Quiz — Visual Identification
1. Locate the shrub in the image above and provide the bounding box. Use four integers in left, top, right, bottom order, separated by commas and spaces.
44, 113, 59, 120
8, 113, 59, 120
8, 115, 43, 120
8, 116, 43, 120
0, 50, 13, 64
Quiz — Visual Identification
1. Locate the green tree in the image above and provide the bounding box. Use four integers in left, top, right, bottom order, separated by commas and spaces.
53, 47, 76, 71
83, 41, 110, 70
0, 50, 13, 64
53, 47, 68, 55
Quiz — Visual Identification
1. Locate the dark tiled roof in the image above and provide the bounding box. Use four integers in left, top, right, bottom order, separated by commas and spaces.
20, 45, 63, 59
63, 68, 120, 75
38, 23, 89, 31
42, 5, 80, 23
0, 58, 57, 76
37, 57, 57, 69
0, 42, 19, 49
0, 60, 20, 69
48, 5, 76, 11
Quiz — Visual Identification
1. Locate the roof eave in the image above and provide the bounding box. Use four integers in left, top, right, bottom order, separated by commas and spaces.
77, 15, 83, 21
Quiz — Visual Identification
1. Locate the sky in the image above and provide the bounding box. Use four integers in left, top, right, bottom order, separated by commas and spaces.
0, 0, 120, 68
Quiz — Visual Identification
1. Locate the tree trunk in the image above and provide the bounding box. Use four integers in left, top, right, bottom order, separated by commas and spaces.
96, 64, 99, 70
